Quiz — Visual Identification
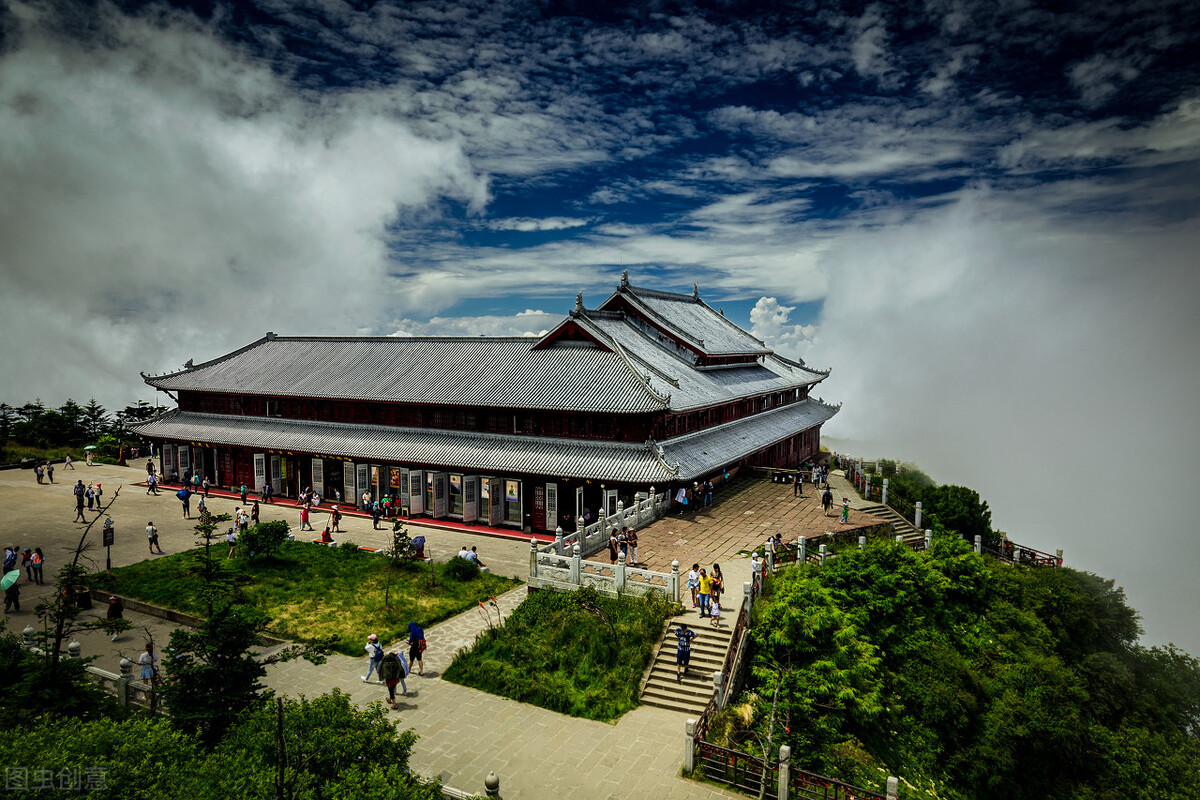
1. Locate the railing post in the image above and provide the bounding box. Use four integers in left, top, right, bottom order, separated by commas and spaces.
798, 537, 806, 563
529, 538, 539, 579
712, 670, 724, 709
1056, 548, 1064, 566
635, 492, 645, 526
882, 478, 889, 506
914, 501, 922, 528
974, 535, 982, 554
617, 550, 627, 592
766, 546, 775, 573
671, 560, 680, 603
119, 657, 133, 707
555, 526, 564, 556
778, 744, 791, 800
744, 580, 752, 606
68, 640, 81, 660
858, 535, 866, 550
887, 775, 899, 800
571, 544, 581, 586
925, 529, 933, 549
484, 771, 501, 799
22, 625, 35, 646
649, 486, 656, 516
896, 534, 905, 544
577, 516, 586, 551
818, 544, 827, 565
684, 719, 697, 772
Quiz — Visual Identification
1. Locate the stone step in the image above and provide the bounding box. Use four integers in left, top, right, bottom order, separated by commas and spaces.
644, 673, 716, 698
641, 685, 711, 715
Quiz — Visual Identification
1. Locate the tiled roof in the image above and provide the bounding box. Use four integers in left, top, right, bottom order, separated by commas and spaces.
661, 399, 840, 481
131, 398, 838, 485
133, 410, 678, 483
598, 284, 773, 356
145, 336, 667, 414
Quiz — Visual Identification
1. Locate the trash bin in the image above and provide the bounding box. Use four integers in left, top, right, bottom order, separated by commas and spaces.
75, 589, 93, 610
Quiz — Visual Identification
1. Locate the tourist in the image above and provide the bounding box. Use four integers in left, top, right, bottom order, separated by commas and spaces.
191, 472, 201, 495
239, 483, 248, 504
138, 643, 158, 684
146, 521, 163, 554
675, 486, 688, 516
407, 622, 426, 676
86, 483, 95, 511
687, 564, 700, 608
457, 545, 471, 560
46, 462, 54, 483
698, 568, 711, 618
146, 473, 158, 495
73, 481, 87, 522
177, 486, 192, 519
627, 526, 639, 566
841, 498, 850, 524
237, 507, 250, 533
468, 546, 485, 569
31, 548, 44, 585
197, 494, 207, 516
107, 596, 125, 641
703, 479, 713, 508
202, 476, 210, 498
251, 501, 260, 526
710, 563, 723, 607
362, 633, 384, 684
226, 527, 238, 558
94, 482, 103, 509
64, 454, 74, 470
617, 527, 629, 562
750, 552, 761, 584
608, 528, 618, 564
380, 648, 408, 707
371, 501, 381, 530
85, 451, 93, 467
3, 546, 17, 573
300, 504, 313, 531
361, 491, 371, 511
674, 623, 697, 682
329, 504, 341, 532
710, 597, 721, 628
793, 470, 802, 497
320, 527, 335, 545
21, 549, 34, 582
4, 581, 20, 614
822, 487, 833, 516
145, 459, 154, 477
262, 481, 273, 503
35, 463, 43, 484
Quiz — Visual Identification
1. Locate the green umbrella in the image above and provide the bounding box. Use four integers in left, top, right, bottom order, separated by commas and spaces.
83, 445, 98, 451
1, 570, 20, 590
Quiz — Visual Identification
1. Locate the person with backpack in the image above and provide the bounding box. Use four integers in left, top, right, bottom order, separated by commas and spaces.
362, 634, 384, 684
177, 487, 192, 519
371, 500, 381, 530
330, 505, 342, 533
380, 648, 409, 708
822, 487, 834, 516
239, 484, 249, 504
31, 548, 44, 584
407, 622, 426, 676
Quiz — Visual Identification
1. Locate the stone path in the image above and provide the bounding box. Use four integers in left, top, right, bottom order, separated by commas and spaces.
633, 475, 885, 573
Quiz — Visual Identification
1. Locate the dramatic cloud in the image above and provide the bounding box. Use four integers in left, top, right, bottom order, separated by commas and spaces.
388, 310, 560, 338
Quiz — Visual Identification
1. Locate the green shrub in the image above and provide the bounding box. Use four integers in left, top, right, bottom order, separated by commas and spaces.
446, 555, 481, 581
239, 520, 290, 561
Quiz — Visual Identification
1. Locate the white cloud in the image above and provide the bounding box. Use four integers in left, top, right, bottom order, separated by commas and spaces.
486, 217, 590, 232
388, 310, 562, 338
748, 298, 817, 361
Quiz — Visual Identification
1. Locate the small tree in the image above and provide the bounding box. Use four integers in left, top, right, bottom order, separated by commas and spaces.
240, 520, 291, 561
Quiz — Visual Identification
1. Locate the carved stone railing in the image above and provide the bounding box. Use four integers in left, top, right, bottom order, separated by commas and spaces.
540, 487, 671, 560
528, 541, 679, 601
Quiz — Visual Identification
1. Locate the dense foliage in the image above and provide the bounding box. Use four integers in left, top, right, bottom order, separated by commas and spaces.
444, 587, 676, 721
0, 397, 158, 462
0, 691, 440, 800
724, 539, 1200, 798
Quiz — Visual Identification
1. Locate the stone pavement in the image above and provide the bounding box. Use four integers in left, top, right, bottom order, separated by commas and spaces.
1, 463, 744, 798
633, 475, 885, 574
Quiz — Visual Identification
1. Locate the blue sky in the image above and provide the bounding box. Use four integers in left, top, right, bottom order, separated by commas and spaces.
3, 0, 1200, 651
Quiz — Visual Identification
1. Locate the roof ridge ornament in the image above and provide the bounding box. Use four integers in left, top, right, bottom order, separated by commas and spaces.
621, 269, 629, 288
692, 283, 699, 300
574, 292, 584, 314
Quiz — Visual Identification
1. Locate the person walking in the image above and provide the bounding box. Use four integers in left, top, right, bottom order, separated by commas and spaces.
177, 487, 192, 519
239, 483, 249, 504
674, 623, 697, 682
226, 527, 238, 558
146, 473, 158, 495
822, 487, 833, 516
64, 454, 74, 470
137, 644, 158, 684
251, 501, 260, 526
687, 564, 700, 608
46, 463, 54, 483
202, 477, 210, 498
86, 451, 93, 467
330, 505, 341, 533
362, 634, 384, 684
107, 596, 125, 641
370, 501, 381, 530
710, 563, 723, 608
793, 470, 802, 497
197, 495, 207, 516
146, 521, 164, 554
3, 582, 20, 614
703, 479, 713, 508
841, 497, 850, 524
300, 504, 313, 531
698, 567, 712, 618
30, 548, 44, 585
34, 463, 43, 484
380, 649, 408, 708
21, 549, 34, 583
86, 483, 95, 511
262, 481, 273, 503
94, 482, 103, 509
407, 622, 426, 676
74, 484, 87, 523
627, 527, 639, 566
710, 596, 721, 628
608, 529, 618, 564
617, 527, 629, 563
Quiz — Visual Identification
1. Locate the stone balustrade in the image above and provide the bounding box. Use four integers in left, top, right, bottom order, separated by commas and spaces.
529, 541, 680, 602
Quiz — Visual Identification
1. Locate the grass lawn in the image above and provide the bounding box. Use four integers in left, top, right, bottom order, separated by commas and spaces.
442, 587, 677, 722
92, 542, 520, 655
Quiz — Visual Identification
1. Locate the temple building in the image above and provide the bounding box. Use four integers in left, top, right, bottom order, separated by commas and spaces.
133, 275, 839, 533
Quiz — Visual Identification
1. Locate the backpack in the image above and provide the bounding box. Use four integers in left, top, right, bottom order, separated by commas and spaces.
379, 653, 400, 681
367, 642, 383, 662
176, 489, 188, 501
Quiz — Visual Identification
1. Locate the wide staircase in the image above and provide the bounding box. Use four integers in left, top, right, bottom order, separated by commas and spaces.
857, 502, 922, 545
640, 608, 734, 715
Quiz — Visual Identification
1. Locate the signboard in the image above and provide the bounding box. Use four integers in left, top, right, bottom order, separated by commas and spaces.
546, 482, 558, 531
488, 478, 502, 526
409, 471, 424, 515
312, 458, 324, 497
343, 461, 356, 503
102, 526, 114, 547
463, 475, 478, 523
254, 454, 266, 493
433, 472, 448, 518
505, 480, 520, 502
532, 484, 546, 531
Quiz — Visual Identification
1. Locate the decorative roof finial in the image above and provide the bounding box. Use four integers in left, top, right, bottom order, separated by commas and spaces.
692, 283, 699, 300
620, 269, 629, 288
184, 358, 194, 370
575, 292, 584, 313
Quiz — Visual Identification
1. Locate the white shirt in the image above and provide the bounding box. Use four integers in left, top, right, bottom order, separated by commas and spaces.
146, 525, 157, 540
458, 548, 472, 560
